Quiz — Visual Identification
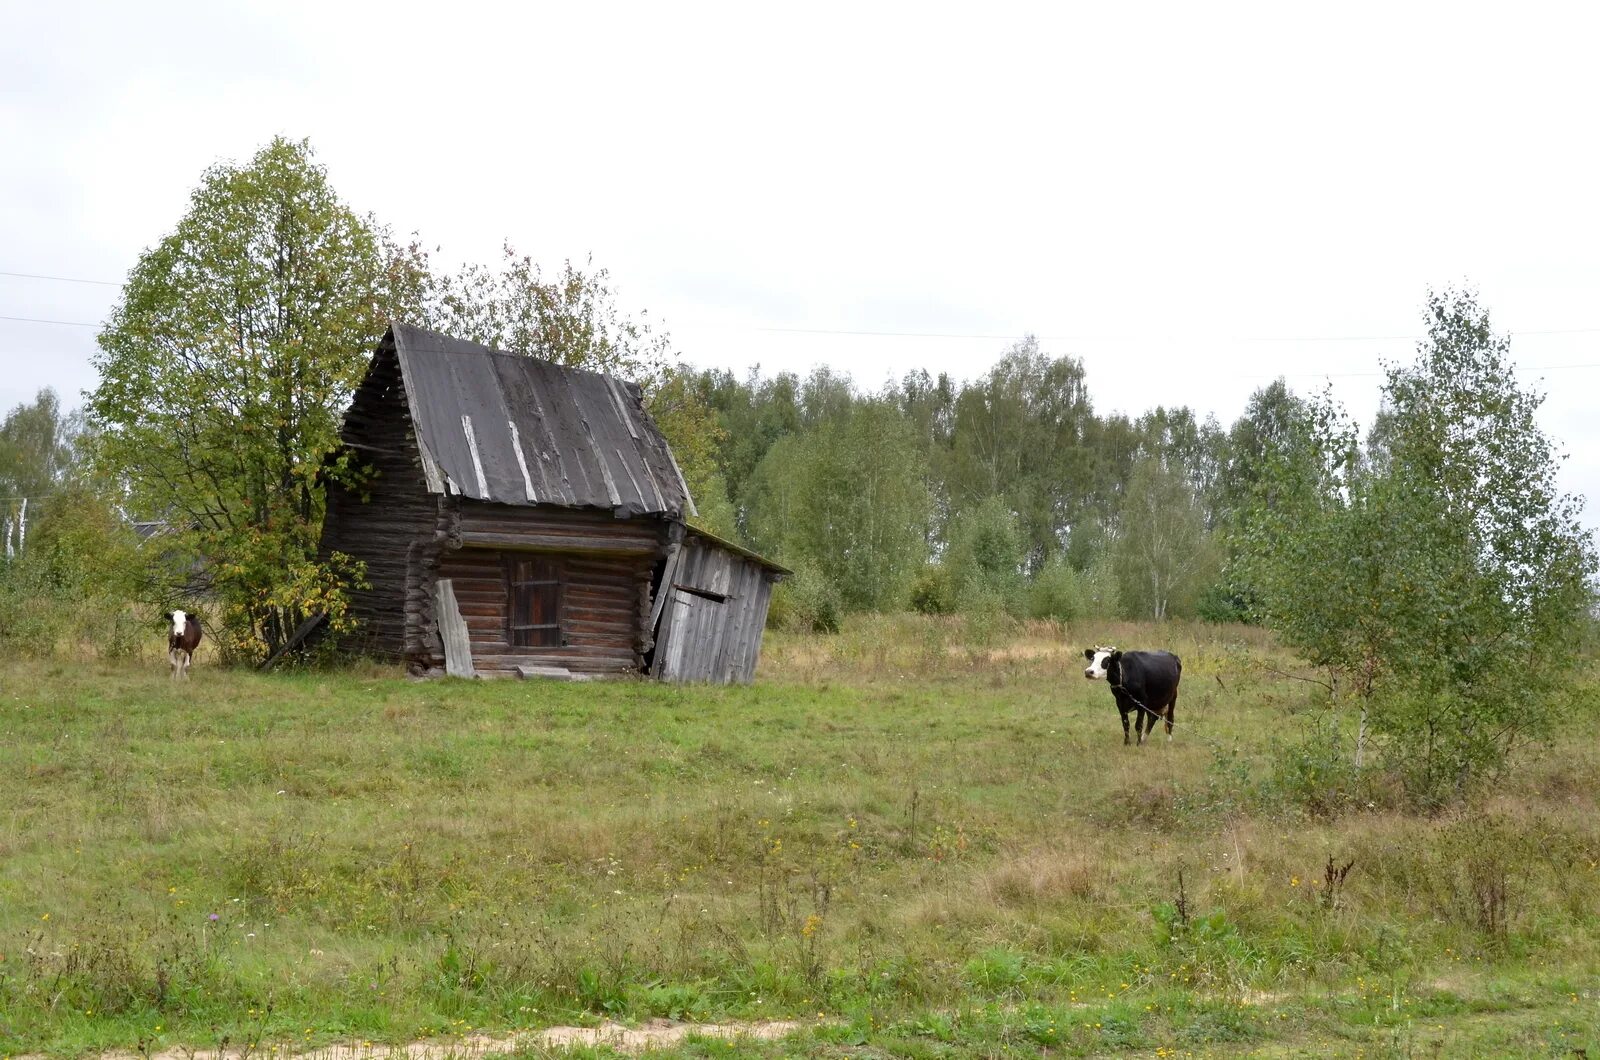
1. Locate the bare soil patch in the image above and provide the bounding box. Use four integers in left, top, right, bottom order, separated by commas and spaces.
18, 1020, 808, 1060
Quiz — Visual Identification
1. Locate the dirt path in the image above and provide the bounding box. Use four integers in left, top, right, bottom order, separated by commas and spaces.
18, 1020, 808, 1060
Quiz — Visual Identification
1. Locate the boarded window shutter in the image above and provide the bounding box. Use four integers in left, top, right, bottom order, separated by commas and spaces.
507, 557, 562, 648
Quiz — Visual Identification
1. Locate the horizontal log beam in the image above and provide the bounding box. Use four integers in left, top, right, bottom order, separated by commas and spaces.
457, 531, 657, 555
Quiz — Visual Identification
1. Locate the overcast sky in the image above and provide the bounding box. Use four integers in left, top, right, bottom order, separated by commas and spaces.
3, 1, 1597, 530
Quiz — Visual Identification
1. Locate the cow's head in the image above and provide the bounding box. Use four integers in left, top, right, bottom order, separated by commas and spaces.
168, 610, 187, 637
1083, 646, 1121, 680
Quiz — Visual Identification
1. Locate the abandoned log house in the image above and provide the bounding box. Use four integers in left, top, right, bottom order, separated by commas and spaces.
318, 323, 787, 682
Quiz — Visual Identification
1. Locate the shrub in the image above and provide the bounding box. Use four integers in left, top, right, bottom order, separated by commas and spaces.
767, 558, 841, 634
1029, 556, 1087, 622
1195, 578, 1254, 624
909, 563, 956, 615
1260, 719, 1366, 818
0, 487, 148, 658
946, 497, 1024, 608
959, 585, 1016, 649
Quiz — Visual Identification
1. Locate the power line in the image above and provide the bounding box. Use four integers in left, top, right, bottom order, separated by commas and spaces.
0, 314, 103, 328
738, 324, 1600, 342
0, 270, 120, 287
1234, 362, 1600, 380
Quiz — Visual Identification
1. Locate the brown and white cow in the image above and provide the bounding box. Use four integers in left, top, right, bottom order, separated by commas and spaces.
166, 610, 202, 679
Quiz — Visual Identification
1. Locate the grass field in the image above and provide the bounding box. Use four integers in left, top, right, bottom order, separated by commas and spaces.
2, 616, 1598, 1057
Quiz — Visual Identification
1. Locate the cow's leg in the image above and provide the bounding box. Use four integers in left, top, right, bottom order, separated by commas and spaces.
169, 648, 179, 679
1137, 706, 1149, 746
182, 650, 192, 679
1119, 705, 1131, 745
1165, 692, 1177, 743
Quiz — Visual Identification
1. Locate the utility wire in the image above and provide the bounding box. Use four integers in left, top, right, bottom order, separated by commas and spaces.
0, 270, 120, 287
739, 324, 1600, 342
0, 314, 104, 328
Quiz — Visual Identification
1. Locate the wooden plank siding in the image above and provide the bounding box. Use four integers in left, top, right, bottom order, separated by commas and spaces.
653, 534, 777, 683
434, 579, 474, 678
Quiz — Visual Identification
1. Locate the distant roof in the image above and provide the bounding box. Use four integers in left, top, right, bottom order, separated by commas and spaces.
388, 323, 695, 518
129, 519, 171, 542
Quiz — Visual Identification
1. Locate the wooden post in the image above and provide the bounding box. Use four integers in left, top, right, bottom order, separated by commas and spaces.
435, 578, 475, 678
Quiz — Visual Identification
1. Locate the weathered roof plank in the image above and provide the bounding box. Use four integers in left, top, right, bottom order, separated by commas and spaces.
390, 323, 691, 517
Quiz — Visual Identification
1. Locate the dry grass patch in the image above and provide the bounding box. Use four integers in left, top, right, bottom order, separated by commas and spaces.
981, 846, 1106, 907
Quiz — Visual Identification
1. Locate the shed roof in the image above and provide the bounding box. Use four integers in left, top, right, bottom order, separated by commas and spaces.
387, 323, 694, 518
685, 525, 792, 576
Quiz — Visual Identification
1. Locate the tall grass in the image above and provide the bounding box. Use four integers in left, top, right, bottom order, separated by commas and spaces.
0, 615, 1596, 1056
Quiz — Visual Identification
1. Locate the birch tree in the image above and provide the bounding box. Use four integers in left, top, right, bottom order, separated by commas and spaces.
1111, 457, 1218, 620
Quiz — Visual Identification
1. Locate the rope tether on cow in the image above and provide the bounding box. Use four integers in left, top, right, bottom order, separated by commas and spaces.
1106, 680, 1225, 750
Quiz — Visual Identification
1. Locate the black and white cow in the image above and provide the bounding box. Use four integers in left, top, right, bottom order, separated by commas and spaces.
1083, 645, 1181, 745
166, 610, 202, 679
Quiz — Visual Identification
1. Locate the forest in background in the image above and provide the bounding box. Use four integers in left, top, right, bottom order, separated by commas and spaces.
670, 339, 1283, 631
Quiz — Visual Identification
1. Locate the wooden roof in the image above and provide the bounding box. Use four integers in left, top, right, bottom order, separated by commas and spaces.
387, 323, 695, 518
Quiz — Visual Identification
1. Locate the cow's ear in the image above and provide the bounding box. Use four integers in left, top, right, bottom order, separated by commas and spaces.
1083, 648, 1095, 660
164, 612, 173, 622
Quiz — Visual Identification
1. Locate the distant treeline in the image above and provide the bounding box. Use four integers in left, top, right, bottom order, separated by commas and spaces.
676, 337, 1295, 629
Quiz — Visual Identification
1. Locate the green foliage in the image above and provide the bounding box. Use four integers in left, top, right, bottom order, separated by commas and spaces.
765, 557, 842, 633
1212, 379, 1310, 526
0, 486, 146, 657
1112, 457, 1220, 620
1028, 555, 1089, 622
0, 388, 79, 499
944, 495, 1024, 609
0, 393, 149, 658
909, 563, 956, 615
89, 137, 403, 660
957, 584, 1017, 648
946, 338, 1094, 572
1261, 718, 1367, 818
426, 245, 674, 388
646, 368, 738, 539
1027, 550, 1121, 623
1241, 288, 1598, 805
683, 338, 1267, 609
748, 401, 931, 611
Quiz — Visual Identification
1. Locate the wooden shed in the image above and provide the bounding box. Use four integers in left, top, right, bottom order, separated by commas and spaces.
319, 323, 787, 681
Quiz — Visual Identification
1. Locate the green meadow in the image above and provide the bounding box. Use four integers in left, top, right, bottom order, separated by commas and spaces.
2, 617, 1597, 1057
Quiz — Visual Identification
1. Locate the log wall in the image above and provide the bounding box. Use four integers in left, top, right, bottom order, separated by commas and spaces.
436, 543, 657, 677
320, 346, 443, 663
455, 502, 663, 554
